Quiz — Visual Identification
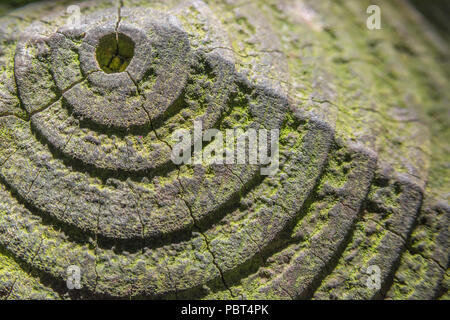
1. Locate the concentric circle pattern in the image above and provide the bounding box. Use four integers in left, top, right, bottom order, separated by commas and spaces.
0, 0, 448, 300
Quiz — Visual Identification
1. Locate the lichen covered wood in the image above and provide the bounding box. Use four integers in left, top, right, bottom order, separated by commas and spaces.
0, 0, 448, 299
